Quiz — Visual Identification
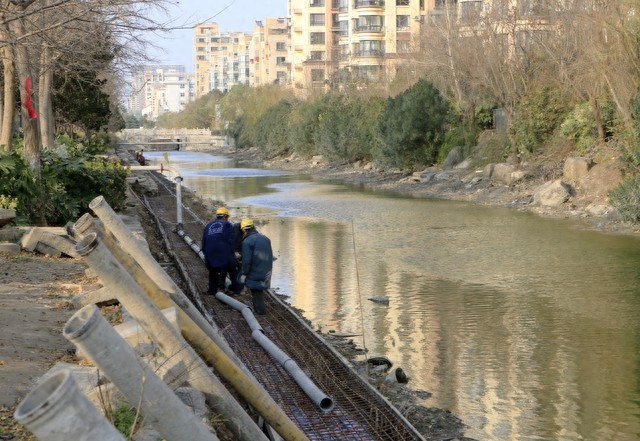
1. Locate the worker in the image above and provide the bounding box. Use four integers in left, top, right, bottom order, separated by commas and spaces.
239, 218, 273, 315
136, 148, 146, 166
202, 207, 241, 295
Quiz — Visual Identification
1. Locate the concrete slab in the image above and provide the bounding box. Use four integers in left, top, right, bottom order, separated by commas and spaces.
0, 242, 21, 256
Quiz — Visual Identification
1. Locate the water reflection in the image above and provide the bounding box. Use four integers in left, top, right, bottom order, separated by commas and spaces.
152, 150, 640, 441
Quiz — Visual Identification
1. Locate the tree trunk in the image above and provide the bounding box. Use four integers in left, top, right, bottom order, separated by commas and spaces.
590, 95, 605, 143
0, 41, 15, 152
39, 47, 54, 150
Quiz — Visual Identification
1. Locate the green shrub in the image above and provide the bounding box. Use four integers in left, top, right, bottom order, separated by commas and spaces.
112, 403, 138, 436
609, 175, 640, 223
287, 99, 325, 158
378, 78, 450, 167
0, 145, 127, 225
511, 87, 567, 155
315, 94, 384, 162
560, 100, 618, 154
253, 100, 294, 158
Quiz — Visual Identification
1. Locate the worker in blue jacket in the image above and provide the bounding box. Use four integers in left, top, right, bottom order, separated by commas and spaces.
202, 207, 240, 295
239, 218, 273, 315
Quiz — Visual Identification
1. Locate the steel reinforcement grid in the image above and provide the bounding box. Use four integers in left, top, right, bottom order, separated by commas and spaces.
140, 172, 424, 441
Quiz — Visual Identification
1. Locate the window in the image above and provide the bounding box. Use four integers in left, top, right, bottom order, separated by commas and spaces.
310, 0, 325, 5
396, 15, 409, 29
311, 69, 325, 81
196, 55, 206, 60
355, 15, 383, 32
277, 71, 287, 83
276, 56, 287, 65
396, 0, 409, 5
310, 32, 325, 45
309, 51, 325, 60
420, 0, 425, 9
197, 38, 205, 43
310, 14, 325, 26
396, 40, 410, 53
276, 42, 286, 51
196, 46, 205, 52
355, 40, 384, 57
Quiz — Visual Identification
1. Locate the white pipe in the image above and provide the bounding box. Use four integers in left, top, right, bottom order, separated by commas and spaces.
64, 305, 218, 441
175, 176, 183, 227
74, 232, 269, 441
14, 370, 125, 441
215, 292, 334, 413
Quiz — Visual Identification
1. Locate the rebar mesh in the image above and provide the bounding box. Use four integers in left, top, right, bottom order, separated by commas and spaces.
139, 172, 423, 440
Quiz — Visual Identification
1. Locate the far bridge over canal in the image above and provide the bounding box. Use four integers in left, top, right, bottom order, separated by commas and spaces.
118, 128, 233, 152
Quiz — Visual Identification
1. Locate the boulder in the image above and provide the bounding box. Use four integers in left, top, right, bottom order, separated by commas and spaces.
442, 146, 460, 170
563, 157, 591, 181
0, 208, 16, 228
491, 163, 517, 185
0, 242, 21, 256
533, 180, 572, 207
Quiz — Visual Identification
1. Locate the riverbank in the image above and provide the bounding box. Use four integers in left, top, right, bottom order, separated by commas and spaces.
214, 144, 640, 237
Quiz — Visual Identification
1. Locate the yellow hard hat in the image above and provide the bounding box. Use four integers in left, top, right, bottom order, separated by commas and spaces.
240, 218, 254, 230
216, 207, 229, 216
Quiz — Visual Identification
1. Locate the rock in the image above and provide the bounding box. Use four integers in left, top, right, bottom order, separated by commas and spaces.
368, 296, 389, 304
564, 157, 591, 180
0, 242, 20, 256
491, 163, 517, 185
0, 208, 16, 228
483, 163, 495, 179
454, 157, 473, 170
367, 355, 393, 369
385, 367, 409, 384
533, 180, 572, 207
586, 203, 612, 217
442, 147, 460, 170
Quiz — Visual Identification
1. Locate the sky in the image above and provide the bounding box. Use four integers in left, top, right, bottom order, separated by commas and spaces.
147, 0, 287, 73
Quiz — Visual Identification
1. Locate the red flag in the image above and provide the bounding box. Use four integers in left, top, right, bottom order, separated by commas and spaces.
24, 76, 37, 119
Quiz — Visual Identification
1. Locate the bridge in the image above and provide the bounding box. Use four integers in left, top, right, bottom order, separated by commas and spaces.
118, 128, 234, 151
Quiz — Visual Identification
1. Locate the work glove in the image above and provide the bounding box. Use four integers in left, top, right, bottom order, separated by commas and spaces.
239, 275, 246, 284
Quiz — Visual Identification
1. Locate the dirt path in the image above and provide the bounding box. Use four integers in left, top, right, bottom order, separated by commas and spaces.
0, 254, 92, 439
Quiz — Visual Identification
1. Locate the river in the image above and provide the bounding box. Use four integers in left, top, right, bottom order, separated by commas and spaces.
148, 150, 640, 441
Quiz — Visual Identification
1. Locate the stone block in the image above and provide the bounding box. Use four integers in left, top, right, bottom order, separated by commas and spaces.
0, 242, 21, 256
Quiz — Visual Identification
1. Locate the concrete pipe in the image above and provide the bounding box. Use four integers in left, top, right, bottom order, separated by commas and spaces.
64, 305, 218, 441
74, 214, 308, 441
215, 292, 334, 413
74, 233, 269, 441
14, 370, 125, 441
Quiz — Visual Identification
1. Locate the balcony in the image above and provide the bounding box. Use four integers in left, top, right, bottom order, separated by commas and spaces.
354, 0, 384, 8
355, 49, 384, 57
353, 24, 384, 33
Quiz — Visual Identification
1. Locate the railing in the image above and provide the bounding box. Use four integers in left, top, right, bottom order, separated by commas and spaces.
121, 128, 212, 137
355, 49, 385, 57
353, 24, 384, 32
354, 0, 384, 7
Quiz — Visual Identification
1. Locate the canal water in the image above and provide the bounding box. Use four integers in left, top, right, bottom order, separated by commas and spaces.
148, 151, 640, 441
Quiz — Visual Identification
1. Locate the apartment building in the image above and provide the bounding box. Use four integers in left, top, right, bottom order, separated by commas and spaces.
194, 23, 252, 97
288, 0, 428, 95
128, 65, 194, 120
249, 18, 291, 87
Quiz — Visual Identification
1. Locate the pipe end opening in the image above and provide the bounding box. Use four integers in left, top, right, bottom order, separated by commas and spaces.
319, 397, 334, 413
14, 370, 72, 423
75, 232, 99, 256
88, 195, 105, 210
63, 305, 100, 341
72, 213, 94, 235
